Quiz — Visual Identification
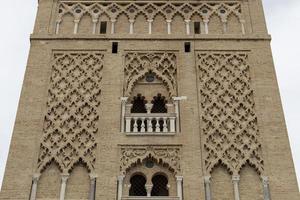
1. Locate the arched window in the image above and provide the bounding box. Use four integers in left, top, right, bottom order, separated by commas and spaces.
129, 174, 147, 196
151, 93, 167, 113
131, 94, 147, 113
151, 174, 169, 196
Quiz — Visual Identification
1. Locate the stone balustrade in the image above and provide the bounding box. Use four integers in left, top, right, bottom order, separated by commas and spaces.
124, 113, 176, 134
122, 197, 180, 200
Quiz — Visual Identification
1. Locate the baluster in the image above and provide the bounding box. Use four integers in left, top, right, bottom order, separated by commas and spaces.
125, 117, 131, 133
155, 117, 161, 133
170, 117, 176, 133
163, 117, 168, 132
141, 118, 146, 132
133, 118, 138, 132
147, 118, 153, 133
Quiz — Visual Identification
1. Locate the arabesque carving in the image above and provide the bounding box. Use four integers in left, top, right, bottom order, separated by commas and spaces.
120, 145, 181, 175
57, 1, 242, 21
124, 52, 177, 97
37, 51, 104, 174
197, 52, 264, 175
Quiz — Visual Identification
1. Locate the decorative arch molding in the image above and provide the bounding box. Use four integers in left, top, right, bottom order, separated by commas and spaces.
119, 145, 182, 175
124, 52, 177, 98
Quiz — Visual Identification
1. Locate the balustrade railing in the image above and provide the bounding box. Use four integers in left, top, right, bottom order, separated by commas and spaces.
124, 113, 176, 134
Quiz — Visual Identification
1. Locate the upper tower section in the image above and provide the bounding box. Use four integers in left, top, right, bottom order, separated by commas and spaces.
33, 0, 268, 38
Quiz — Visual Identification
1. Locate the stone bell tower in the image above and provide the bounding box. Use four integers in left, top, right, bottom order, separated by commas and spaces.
0, 0, 299, 200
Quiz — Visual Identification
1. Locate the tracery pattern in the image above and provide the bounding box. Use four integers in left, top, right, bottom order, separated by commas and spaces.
124, 52, 177, 97
37, 51, 104, 174
120, 145, 181, 175
56, 1, 243, 31
197, 52, 264, 175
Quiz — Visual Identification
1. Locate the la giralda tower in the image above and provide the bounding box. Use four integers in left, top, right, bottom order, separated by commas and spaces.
1, 0, 299, 200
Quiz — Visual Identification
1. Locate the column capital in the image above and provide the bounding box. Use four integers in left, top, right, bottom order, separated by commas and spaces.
74, 19, 80, 23
203, 19, 210, 23
120, 97, 129, 103
111, 19, 117, 23
32, 173, 41, 182
118, 175, 125, 181
147, 19, 153, 23
129, 19, 135, 23
184, 19, 191, 23
166, 19, 172, 23
232, 175, 240, 182
172, 96, 187, 101
176, 176, 183, 181
239, 19, 246, 23
89, 173, 98, 180
261, 176, 269, 185
61, 173, 69, 182
204, 176, 211, 183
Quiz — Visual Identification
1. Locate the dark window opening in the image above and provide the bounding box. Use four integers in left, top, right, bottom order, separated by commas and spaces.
112, 42, 118, 54
131, 94, 147, 113
151, 93, 167, 113
100, 21, 107, 34
184, 42, 191, 53
151, 174, 169, 196
129, 175, 147, 196
194, 21, 201, 34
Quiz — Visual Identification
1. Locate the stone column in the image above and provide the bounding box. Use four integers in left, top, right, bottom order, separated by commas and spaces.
232, 175, 240, 200
74, 19, 80, 34
55, 19, 62, 34
145, 184, 153, 197
117, 175, 125, 200
111, 19, 116, 34
129, 19, 135, 34
147, 19, 153, 34
172, 96, 187, 132
203, 19, 209, 34
221, 18, 227, 34
176, 176, 183, 200
92, 18, 99, 34
166, 19, 172, 34
204, 176, 211, 200
240, 19, 246, 35
59, 174, 69, 200
29, 173, 41, 200
184, 19, 191, 35
89, 174, 97, 200
121, 97, 128, 132
261, 176, 271, 200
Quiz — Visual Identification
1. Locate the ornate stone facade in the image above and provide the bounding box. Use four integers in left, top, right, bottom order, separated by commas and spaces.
1, 0, 299, 200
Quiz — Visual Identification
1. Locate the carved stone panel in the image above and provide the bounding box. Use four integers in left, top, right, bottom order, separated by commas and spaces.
124, 52, 177, 97
196, 52, 264, 175
120, 145, 182, 175
37, 51, 104, 174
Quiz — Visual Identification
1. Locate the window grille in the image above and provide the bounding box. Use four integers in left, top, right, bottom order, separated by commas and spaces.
151, 94, 167, 113
131, 94, 147, 113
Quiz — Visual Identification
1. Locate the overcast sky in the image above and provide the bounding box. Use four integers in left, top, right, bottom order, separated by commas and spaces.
0, 0, 299, 190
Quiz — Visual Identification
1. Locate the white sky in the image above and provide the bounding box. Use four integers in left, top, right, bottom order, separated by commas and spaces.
0, 0, 299, 190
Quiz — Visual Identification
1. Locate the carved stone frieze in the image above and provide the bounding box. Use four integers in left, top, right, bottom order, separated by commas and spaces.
120, 145, 182, 175
57, 1, 243, 23
37, 51, 104, 174
196, 52, 264, 175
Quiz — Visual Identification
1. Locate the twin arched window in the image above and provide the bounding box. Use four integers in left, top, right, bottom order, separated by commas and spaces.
129, 173, 169, 196
131, 93, 167, 113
